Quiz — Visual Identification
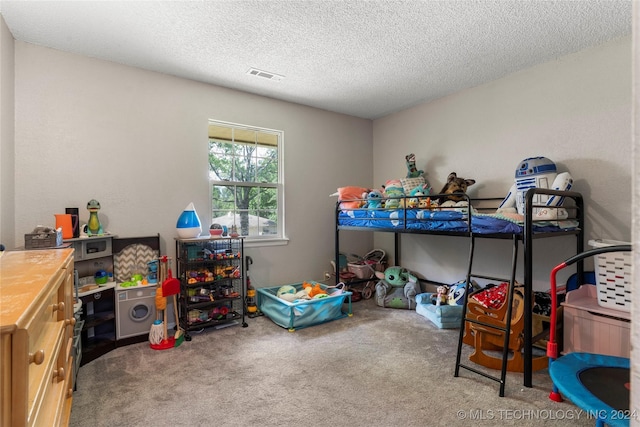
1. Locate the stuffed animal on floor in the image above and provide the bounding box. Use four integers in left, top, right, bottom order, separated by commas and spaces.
374, 266, 421, 309
436, 172, 476, 204
498, 156, 573, 216
405, 153, 424, 178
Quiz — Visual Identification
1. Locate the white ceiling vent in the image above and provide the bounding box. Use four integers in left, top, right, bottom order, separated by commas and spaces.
247, 67, 284, 82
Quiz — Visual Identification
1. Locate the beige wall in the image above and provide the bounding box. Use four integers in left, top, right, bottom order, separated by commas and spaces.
11, 41, 373, 285
372, 36, 632, 290
631, 1, 639, 416
0, 15, 15, 249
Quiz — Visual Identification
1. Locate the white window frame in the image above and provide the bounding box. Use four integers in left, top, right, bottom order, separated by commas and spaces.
208, 119, 287, 247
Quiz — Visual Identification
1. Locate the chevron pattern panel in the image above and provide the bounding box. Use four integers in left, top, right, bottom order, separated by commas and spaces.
113, 244, 159, 283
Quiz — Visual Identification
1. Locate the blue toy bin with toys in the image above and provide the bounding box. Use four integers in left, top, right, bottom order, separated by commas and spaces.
257, 282, 352, 331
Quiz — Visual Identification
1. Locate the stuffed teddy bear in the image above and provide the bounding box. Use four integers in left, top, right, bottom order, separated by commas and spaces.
374, 266, 421, 309
362, 189, 384, 209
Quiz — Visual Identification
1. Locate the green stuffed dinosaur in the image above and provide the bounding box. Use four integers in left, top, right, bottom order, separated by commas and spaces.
405, 153, 424, 178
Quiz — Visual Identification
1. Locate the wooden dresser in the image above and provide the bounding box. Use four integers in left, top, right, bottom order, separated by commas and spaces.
1, 248, 75, 427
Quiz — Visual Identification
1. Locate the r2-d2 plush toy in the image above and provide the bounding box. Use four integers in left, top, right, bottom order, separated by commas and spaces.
499, 157, 573, 215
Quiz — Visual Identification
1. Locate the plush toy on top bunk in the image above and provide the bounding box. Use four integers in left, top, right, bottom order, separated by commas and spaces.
497, 156, 573, 220
436, 172, 476, 206
374, 266, 421, 309
405, 153, 424, 178
382, 179, 405, 210
361, 189, 385, 209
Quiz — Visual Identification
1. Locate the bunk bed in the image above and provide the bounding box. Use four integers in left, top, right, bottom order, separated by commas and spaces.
335, 188, 585, 396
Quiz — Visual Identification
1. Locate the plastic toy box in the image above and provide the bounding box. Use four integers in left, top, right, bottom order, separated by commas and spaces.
562, 284, 630, 358
257, 282, 352, 331
589, 239, 632, 312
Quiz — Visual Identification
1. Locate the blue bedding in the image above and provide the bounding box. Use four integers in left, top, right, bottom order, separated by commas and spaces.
338, 209, 576, 234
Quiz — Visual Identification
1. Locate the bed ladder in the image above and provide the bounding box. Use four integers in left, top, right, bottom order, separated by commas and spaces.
454, 234, 519, 397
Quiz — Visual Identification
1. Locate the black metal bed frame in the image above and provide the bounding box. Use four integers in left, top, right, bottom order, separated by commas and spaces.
335, 188, 585, 395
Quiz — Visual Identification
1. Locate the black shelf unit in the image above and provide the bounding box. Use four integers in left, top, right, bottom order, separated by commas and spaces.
176, 237, 247, 340
78, 286, 116, 365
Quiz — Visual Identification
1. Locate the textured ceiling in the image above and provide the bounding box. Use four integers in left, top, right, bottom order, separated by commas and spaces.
0, 1, 632, 119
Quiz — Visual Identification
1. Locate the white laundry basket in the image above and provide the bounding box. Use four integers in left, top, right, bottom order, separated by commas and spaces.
588, 239, 632, 312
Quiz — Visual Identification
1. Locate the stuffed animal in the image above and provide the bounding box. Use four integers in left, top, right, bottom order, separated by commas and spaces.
302, 281, 328, 298
498, 157, 573, 216
383, 180, 405, 209
405, 153, 424, 178
409, 185, 431, 209
436, 172, 476, 204
418, 198, 431, 209
434, 285, 449, 306
374, 266, 421, 309
362, 189, 384, 209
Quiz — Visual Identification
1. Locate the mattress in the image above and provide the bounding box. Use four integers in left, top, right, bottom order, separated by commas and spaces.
337, 209, 578, 234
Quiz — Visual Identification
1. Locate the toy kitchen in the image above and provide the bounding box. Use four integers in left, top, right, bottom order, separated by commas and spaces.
70, 233, 168, 366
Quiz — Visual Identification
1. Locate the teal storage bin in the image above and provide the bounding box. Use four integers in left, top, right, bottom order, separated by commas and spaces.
257, 282, 352, 331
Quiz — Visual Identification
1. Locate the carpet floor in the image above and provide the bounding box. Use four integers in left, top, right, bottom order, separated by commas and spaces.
70, 297, 595, 426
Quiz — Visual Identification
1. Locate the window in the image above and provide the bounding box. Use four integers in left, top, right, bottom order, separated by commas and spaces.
208, 120, 284, 242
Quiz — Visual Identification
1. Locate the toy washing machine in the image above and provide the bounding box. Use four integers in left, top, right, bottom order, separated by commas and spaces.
112, 235, 161, 342
115, 284, 158, 340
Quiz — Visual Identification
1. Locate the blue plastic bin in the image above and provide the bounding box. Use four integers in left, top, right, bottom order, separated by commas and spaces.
257, 282, 352, 331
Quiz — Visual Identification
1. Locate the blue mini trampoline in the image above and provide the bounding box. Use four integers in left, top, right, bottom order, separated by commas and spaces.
547, 244, 632, 427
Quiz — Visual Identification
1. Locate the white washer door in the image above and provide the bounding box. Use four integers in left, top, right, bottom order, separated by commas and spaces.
130, 303, 152, 323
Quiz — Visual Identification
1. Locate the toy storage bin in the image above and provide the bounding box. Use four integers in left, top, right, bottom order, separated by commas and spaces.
24, 228, 63, 249
257, 282, 352, 331
562, 284, 630, 358
588, 239, 632, 312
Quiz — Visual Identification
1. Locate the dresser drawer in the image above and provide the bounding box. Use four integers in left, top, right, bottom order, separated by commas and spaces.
1, 248, 75, 427
27, 272, 67, 353
28, 322, 67, 425
25, 276, 69, 425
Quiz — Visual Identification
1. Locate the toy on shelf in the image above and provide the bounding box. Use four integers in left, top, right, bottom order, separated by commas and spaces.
86, 199, 104, 236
